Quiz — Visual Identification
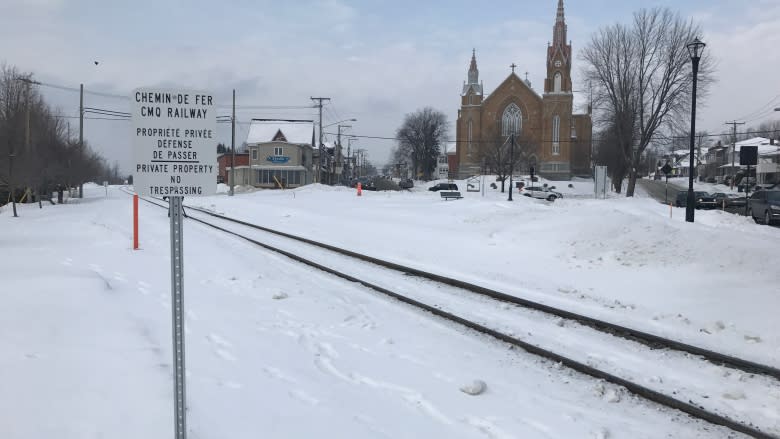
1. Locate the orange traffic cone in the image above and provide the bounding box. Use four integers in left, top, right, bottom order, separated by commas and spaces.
357, 182, 362, 196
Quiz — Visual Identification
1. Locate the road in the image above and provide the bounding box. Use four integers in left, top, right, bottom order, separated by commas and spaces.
637, 178, 679, 204
637, 178, 762, 221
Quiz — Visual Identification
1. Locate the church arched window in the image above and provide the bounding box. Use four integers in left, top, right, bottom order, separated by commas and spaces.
554, 72, 562, 92
467, 120, 473, 152
552, 115, 560, 155
501, 103, 522, 137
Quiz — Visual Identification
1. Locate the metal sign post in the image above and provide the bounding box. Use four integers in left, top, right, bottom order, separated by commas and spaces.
131, 88, 216, 439
169, 195, 186, 439
661, 163, 673, 204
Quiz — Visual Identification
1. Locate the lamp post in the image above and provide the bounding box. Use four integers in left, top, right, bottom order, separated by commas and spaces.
685, 37, 705, 223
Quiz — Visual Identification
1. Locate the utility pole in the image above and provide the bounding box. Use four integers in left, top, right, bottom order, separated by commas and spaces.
230, 89, 235, 196
310, 97, 330, 184
725, 120, 745, 190
336, 125, 351, 185
78, 83, 84, 198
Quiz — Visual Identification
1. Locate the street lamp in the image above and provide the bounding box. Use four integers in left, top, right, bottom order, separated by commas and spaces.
685, 37, 705, 223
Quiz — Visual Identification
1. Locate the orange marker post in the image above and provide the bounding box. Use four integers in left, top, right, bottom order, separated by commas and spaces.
133, 194, 139, 250
357, 182, 362, 197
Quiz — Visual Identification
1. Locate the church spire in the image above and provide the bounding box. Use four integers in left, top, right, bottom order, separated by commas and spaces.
467, 48, 479, 84
556, 0, 565, 23
553, 0, 567, 47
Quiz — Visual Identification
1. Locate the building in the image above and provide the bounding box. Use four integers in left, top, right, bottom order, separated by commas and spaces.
718, 137, 780, 184
217, 153, 249, 184
454, 0, 591, 180
234, 119, 316, 189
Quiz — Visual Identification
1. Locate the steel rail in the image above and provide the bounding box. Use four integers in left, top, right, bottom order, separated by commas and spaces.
126, 189, 778, 439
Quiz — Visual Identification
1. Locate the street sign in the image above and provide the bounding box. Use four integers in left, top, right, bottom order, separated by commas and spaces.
131, 88, 216, 439
661, 163, 673, 176
131, 89, 216, 197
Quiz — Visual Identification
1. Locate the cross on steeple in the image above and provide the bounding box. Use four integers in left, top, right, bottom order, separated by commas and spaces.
510, 63, 517, 73
525, 72, 529, 81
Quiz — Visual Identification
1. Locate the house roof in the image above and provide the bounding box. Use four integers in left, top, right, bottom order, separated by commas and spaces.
733, 137, 780, 155
246, 120, 315, 146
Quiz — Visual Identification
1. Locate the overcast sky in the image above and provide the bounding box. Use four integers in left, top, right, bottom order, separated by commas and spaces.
1, 0, 779, 173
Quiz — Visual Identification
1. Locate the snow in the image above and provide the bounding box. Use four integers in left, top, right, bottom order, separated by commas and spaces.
1, 184, 775, 438
187, 181, 780, 368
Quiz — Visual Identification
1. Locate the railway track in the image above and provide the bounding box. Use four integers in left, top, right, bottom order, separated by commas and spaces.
127, 189, 780, 438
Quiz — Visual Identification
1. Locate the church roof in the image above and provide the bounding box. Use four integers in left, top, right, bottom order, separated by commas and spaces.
246, 119, 315, 146
462, 83, 483, 96
482, 72, 542, 104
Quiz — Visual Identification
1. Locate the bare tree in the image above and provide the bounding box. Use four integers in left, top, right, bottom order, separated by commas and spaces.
594, 124, 629, 193
582, 7, 715, 196
395, 107, 448, 180
477, 127, 530, 193
1, 63, 116, 215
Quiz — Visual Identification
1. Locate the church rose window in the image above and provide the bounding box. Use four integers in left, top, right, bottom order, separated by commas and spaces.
502, 103, 522, 137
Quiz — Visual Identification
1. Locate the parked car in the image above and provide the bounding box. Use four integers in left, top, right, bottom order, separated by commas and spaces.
523, 186, 563, 201
399, 178, 414, 189
675, 191, 717, 209
429, 182, 458, 192
710, 192, 728, 207
748, 190, 780, 225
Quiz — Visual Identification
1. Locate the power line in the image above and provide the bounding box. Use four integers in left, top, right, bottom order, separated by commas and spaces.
733, 94, 780, 121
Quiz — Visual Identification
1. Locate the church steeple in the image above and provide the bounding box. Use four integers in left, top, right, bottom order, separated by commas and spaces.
553, 0, 567, 47
545, 0, 572, 94
461, 49, 483, 100
467, 48, 479, 84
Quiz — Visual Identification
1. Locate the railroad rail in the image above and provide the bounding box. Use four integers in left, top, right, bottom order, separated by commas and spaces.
126, 189, 779, 438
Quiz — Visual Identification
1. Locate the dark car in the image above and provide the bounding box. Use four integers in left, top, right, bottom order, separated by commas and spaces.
399, 178, 414, 189
675, 191, 717, 209
710, 192, 731, 208
748, 190, 780, 225
429, 182, 458, 192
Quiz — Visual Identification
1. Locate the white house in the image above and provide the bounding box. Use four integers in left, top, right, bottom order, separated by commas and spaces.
723, 137, 780, 185
234, 119, 316, 189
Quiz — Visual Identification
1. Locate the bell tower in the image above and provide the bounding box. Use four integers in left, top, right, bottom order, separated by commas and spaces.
544, 0, 572, 94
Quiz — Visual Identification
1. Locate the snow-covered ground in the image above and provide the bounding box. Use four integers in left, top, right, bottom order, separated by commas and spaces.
191, 181, 779, 368
0, 184, 757, 438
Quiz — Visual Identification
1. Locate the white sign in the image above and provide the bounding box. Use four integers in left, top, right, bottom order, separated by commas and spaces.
131, 88, 216, 197
594, 165, 608, 199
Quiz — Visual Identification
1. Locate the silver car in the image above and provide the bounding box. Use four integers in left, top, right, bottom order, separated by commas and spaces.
522, 186, 563, 201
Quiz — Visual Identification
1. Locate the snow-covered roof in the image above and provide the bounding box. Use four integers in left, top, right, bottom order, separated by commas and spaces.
733, 137, 780, 155
246, 120, 315, 146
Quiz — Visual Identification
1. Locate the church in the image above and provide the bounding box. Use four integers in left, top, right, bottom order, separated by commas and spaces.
454, 0, 592, 180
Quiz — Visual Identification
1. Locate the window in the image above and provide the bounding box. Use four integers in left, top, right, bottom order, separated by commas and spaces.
467, 120, 473, 151
552, 115, 560, 155
251, 148, 258, 160
502, 103, 522, 137
274, 146, 283, 156
554, 72, 562, 92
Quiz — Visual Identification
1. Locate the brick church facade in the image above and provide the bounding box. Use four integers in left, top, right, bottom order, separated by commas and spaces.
454, 0, 591, 180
